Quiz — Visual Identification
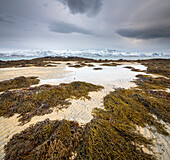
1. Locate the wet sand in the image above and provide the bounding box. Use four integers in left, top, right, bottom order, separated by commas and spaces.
0, 62, 71, 81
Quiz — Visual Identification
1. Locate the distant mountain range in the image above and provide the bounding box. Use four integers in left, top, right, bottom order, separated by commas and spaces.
0, 49, 169, 58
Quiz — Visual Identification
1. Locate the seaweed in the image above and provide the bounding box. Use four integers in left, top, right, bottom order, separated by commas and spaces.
0, 76, 40, 92
0, 81, 103, 124
145, 90, 170, 100
87, 64, 94, 67
76, 87, 170, 159
4, 119, 83, 160
68, 64, 84, 68
68, 62, 94, 68
93, 67, 102, 70
66, 62, 71, 65
4, 87, 170, 159
76, 119, 155, 160
138, 59, 170, 78
100, 62, 119, 67
46, 64, 57, 67
135, 74, 170, 90
0, 57, 97, 68
2, 58, 170, 159
124, 66, 145, 72
102, 89, 169, 134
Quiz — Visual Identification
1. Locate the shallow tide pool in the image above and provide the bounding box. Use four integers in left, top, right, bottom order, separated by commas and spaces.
40, 63, 147, 89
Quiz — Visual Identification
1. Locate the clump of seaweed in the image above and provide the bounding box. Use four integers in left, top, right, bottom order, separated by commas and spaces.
93, 67, 102, 70
139, 59, 170, 78
69, 64, 84, 68
0, 81, 103, 124
135, 74, 170, 90
124, 66, 145, 72
66, 62, 71, 65
87, 64, 94, 67
0, 76, 40, 92
68, 62, 95, 68
76, 119, 155, 160
145, 90, 170, 100
46, 64, 57, 67
103, 88, 169, 134
4, 119, 83, 160
100, 62, 119, 67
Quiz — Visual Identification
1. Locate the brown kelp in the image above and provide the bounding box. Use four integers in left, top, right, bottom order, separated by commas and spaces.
0, 81, 103, 124
4, 119, 83, 160
135, 74, 170, 90
0, 76, 40, 92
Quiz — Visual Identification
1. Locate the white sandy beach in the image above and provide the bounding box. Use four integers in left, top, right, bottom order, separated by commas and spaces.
0, 62, 169, 160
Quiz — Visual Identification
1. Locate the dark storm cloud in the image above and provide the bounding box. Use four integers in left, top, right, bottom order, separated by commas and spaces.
116, 24, 170, 39
49, 21, 92, 35
115, 0, 170, 40
59, 0, 103, 16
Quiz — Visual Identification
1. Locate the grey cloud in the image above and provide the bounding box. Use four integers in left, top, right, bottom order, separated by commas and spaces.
49, 21, 92, 35
0, 0, 170, 51
59, 0, 102, 16
42, 3, 48, 7
116, 25, 170, 39
0, 16, 13, 24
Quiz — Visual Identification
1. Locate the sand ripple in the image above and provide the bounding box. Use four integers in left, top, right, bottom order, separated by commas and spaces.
138, 124, 170, 160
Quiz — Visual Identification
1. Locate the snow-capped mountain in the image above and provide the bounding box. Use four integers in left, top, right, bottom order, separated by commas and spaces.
0, 49, 169, 59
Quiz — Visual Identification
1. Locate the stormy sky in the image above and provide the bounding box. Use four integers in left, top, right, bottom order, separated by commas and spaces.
0, 0, 170, 52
